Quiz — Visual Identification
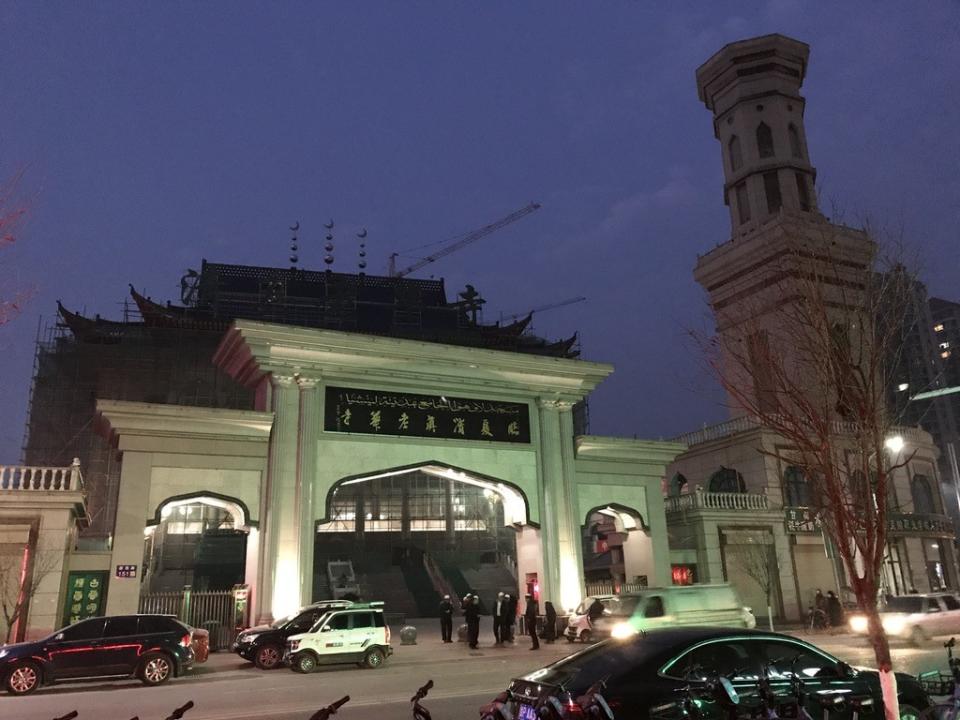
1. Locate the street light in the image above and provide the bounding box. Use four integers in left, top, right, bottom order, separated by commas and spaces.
884, 435, 905, 454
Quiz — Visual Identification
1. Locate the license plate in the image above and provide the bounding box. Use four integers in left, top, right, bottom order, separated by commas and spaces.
517, 704, 538, 720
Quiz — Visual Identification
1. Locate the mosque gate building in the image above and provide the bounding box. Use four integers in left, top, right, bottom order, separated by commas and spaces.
8, 262, 683, 639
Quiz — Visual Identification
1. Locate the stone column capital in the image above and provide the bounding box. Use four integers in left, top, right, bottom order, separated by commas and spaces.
537, 397, 577, 412
296, 375, 321, 390
270, 373, 297, 388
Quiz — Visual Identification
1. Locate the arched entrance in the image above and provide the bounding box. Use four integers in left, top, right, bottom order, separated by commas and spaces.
143, 493, 253, 594
314, 464, 529, 615
581, 504, 653, 592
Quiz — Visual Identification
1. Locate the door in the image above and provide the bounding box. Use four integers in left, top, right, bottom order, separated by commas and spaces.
100, 616, 144, 675
760, 639, 862, 719
45, 617, 108, 678
315, 612, 352, 658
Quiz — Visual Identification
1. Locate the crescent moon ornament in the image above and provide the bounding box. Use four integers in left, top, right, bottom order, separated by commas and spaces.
289, 221, 300, 232
324, 219, 335, 230
357, 228, 367, 239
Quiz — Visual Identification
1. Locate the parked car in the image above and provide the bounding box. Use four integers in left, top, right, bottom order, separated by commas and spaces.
849, 592, 960, 644
565, 585, 756, 642
232, 599, 353, 669
285, 601, 391, 673
0, 614, 194, 696
483, 627, 930, 720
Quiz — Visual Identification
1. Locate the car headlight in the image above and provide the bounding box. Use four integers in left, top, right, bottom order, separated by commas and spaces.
883, 617, 906, 635
849, 615, 868, 633
242, 633, 260, 643
611, 622, 638, 639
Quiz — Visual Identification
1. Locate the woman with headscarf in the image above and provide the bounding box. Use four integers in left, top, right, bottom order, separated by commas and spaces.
540, 601, 557, 644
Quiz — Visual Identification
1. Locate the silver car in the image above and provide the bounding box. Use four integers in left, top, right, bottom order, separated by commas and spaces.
849, 593, 960, 644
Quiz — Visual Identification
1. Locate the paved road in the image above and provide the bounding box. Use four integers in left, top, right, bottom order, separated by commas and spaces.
1, 631, 953, 720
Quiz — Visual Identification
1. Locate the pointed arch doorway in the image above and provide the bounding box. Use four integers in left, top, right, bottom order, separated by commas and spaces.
314, 463, 531, 616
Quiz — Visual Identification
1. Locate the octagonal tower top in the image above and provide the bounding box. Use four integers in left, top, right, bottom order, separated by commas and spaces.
696, 34, 819, 235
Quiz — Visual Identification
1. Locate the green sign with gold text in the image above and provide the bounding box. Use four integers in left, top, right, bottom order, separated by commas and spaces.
61, 571, 108, 627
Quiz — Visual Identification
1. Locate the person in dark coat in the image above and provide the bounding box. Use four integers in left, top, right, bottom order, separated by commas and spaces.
826, 591, 844, 628
492, 592, 506, 645
588, 597, 605, 625
464, 594, 481, 649
540, 601, 557, 643
503, 594, 516, 642
439, 594, 454, 643
524, 595, 540, 650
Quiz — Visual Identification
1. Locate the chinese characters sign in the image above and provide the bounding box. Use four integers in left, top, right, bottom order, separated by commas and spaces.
324, 386, 531, 444
116, 564, 138, 578
887, 513, 953, 536
61, 571, 107, 627
785, 507, 818, 533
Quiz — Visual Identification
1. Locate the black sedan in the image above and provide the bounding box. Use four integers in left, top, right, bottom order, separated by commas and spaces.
483, 627, 930, 720
0, 615, 194, 695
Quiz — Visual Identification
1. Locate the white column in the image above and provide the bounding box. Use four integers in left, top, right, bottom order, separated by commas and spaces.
106, 451, 154, 615
262, 374, 301, 621
297, 376, 322, 608
537, 399, 585, 614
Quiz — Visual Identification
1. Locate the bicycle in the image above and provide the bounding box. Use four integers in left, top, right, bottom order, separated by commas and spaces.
807, 606, 829, 632
309, 695, 350, 720
412, 680, 433, 720
918, 637, 960, 719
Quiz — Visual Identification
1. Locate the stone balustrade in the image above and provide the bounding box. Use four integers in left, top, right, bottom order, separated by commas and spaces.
0, 458, 83, 492
665, 487, 770, 514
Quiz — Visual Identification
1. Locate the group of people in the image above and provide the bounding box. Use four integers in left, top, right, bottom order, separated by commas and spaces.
438, 592, 559, 650
811, 588, 845, 628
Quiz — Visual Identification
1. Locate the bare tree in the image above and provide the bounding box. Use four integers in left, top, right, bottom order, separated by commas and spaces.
0, 168, 31, 326
696, 220, 916, 720
0, 547, 59, 644
733, 541, 780, 631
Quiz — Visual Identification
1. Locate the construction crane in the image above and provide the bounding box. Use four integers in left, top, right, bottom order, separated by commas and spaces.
500, 296, 587, 323
388, 202, 541, 278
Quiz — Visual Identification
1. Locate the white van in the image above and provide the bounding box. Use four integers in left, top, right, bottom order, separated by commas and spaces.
285, 602, 392, 672
564, 585, 755, 642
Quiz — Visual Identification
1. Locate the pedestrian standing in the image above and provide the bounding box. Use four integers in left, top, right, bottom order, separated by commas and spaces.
504, 594, 517, 642
493, 592, 505, 645
826, 591, 844, 628
541, 601, 557, 644
525, 594, 540, 650
465, 594, 480, 649
439, 594, 454, 643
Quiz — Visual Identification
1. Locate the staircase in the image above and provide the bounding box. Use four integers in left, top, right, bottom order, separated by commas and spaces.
359, 566, 420, 617
462, 563, 518, 606
400, 559, 442, 616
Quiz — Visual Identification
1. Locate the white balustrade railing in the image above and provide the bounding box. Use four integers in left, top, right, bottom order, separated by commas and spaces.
0, 458, 83, 492
665, 487, 769, 513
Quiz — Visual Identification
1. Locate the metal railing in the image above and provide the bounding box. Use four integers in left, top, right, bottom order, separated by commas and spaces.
0, 458, 83, 491
139, 586, 245, 650
665, 487, 770, 513
673, 416, 931, 448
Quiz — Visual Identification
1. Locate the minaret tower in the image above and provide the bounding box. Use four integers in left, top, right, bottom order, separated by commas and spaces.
693, 34, 874, 419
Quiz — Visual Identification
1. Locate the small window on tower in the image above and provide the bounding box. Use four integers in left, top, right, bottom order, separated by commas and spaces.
728, 135, 742, 172
795, 173, 811, 212
935, 324, 945, 332
788, 124, 803, 158
735, 182, 751, 224
763, 172, 782, 214
757, 122, 775, 158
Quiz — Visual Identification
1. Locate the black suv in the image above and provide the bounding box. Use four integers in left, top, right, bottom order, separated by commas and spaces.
1, 614, 194, 695
233, 600, 352, 669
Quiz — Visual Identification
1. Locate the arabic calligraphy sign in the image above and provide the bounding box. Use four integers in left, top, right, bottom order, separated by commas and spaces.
324, 386, 531, 443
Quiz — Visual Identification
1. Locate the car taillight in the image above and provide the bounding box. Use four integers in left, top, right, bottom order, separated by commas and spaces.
564, 696, 585, 717
181, 633, 192, 648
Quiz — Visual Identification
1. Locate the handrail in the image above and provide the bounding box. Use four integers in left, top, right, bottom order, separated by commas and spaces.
0, 458, 83, 492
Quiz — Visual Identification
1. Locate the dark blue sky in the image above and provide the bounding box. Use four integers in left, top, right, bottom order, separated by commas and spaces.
1, 2, 958, 462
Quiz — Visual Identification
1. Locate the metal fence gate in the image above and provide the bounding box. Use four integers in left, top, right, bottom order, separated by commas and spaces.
139, 586, 245, 650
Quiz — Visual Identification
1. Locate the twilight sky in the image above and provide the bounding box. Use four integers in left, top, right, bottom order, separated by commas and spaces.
1, 1, 958, 462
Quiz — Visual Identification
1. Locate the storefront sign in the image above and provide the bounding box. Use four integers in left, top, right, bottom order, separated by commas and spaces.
785, 507, 818, 533
61, 571, 107, 627
324, 386, 531, 443
116, 564, 138, 578
887, 513, 953, 537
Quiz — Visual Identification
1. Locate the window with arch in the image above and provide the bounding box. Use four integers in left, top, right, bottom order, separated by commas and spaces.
728, 135, 743, 172
757, 122, 775, 158
784, 466, 812, 507
669, 473, 688, 497
788, 123, 803, 158
735, 182, 751, 224
912, 474, 937, 514
709, 466, 746, 493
